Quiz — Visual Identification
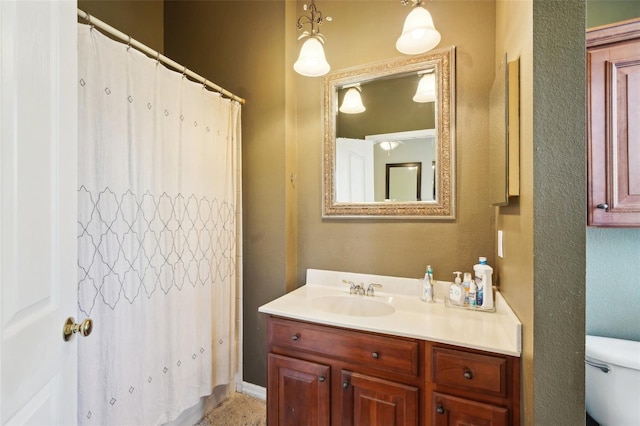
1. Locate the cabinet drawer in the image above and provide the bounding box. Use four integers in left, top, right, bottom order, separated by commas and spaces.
269, 317, 419, 377
431, 346, 508, 398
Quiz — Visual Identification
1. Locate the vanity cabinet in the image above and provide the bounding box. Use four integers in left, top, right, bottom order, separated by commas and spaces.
266, 316, 423, 425
426, 342, 520, 426
587, 19, 640, 226
266, 316, 521, 425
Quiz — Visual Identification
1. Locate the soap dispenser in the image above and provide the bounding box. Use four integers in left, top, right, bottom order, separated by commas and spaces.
449, 272, 465, 305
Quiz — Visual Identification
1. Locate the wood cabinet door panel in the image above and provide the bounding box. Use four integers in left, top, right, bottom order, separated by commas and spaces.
268, 353, 330, 426
588, 22, 640, 226
432, 392, 508, 426
341, 371, 419, 426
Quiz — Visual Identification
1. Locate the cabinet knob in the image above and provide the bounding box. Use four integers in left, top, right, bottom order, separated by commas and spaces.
463, 369, 473, 380
342, 381, 350, 389
436, 405, 445, 415
291, 334, 300, 341
371, 351, 380, 359
597, 203, 610, 212
318, 376, 326, 382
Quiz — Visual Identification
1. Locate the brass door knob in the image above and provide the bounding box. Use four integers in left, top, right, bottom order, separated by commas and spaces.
63, 317, 93, 341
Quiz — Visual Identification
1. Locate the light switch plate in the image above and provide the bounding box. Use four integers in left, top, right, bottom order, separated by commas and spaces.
498, 230, 504, 258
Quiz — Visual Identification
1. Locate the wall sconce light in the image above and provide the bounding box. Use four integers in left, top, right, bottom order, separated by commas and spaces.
294, 0, 331, 77
413, 70, 436, 103
396, 0, 441, 55
339, 86, 366, 114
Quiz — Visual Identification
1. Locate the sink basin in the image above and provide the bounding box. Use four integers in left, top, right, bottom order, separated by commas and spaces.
311, 295, 395, 317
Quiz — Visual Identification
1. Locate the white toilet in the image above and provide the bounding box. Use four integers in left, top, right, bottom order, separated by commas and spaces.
585, 335, 640, 425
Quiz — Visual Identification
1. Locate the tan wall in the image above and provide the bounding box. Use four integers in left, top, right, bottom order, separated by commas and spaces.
494, 1, 534, 422
296, 0, 496, 284
78, 0, 164, 53
164, 1, 291, 387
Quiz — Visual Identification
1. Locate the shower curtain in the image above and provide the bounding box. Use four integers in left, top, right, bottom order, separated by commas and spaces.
76, 23, 242, 425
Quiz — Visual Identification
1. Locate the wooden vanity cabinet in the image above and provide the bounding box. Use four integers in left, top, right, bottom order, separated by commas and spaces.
266, 316, 423, 425
266, 316, 521, 425
426, 342, 520, 426
587, 19, 640, 226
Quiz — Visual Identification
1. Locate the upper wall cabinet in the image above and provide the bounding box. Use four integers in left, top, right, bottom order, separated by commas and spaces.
587, 18, 640, 227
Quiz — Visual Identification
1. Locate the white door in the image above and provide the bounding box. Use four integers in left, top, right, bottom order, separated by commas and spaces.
335, 137, 374, 202
1, 1, 79, 424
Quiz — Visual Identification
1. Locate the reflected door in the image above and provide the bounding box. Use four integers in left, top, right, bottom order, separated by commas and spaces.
336, 138, 374, 202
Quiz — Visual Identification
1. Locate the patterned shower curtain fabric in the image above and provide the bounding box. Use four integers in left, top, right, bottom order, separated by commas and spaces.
77, 23, 241, 425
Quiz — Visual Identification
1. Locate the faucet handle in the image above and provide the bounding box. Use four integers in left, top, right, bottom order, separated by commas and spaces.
343, 279, 357, 294
366, 283, 383, 297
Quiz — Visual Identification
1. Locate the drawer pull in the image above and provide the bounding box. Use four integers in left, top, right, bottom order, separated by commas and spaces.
371, 351, 380, 359
436, 405, 445, 415
318, 376, 326, 382
342, 381, 350, 389
291, 334, 300, 341
463, 369, 473, 380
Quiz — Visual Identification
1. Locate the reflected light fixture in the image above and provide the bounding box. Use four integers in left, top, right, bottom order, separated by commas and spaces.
339, 86, 366, 114
379, 141, 400, 152
413, 70, 436, 103
294, 0, 331, 77
396, 0, 441, 55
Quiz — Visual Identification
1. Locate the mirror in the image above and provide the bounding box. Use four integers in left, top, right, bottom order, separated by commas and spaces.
489, 55, 520, 206
323, 47, 455, 218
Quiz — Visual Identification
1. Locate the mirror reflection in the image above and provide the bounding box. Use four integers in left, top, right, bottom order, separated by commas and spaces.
323, 47, 455, 218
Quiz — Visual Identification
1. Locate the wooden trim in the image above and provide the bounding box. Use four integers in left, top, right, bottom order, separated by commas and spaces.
587, 18, 640, 48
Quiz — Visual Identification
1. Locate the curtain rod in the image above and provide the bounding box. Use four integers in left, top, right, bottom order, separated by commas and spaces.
77, 8, 246, 105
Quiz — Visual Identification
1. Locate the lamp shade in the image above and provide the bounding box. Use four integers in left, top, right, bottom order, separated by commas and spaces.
396, 6, 441, 55
339, 87, 366, 114
294, 37, 330, 77
413, 72, 436, 103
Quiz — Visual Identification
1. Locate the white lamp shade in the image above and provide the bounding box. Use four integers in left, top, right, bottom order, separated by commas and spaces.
396, 6, 441, 55
294, 37, 330, 77
339, 88, 366, 114
413, 72, 436, 103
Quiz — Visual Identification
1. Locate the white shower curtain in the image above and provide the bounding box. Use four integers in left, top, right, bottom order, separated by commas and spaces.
77, 23, 242, 425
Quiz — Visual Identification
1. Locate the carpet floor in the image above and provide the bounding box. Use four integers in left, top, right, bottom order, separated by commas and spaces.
195, 392, 266, 426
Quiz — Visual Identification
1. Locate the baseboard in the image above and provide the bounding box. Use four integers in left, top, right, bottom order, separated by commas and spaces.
238, 381, 266, 401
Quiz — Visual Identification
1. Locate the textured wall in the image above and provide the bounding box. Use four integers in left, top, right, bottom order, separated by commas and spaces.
533, 1, 586, 425
494, 1, 534, 422
296, 0, 496, 286
164, 1, 290, 388
78, 0, 164, 53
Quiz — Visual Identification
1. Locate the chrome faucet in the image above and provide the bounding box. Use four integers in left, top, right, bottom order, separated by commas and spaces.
342, 279, 366, 295
366, 283, 382, 297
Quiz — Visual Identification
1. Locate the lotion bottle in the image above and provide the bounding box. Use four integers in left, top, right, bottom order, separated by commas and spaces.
480, 274, 494, 309
422, 265, 434, 302
469, 281, 477, 307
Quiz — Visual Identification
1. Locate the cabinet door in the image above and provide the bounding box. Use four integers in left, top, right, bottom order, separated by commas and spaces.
267, 353, 330, 426
587, 22, 640, 226
341, 371, 419, 426
431, 392, 507, 426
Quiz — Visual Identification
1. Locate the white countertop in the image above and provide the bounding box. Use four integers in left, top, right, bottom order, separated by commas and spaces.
258, 269, 522, 357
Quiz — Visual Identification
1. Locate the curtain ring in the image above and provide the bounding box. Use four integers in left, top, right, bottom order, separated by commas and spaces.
127, 35, 132, 51
182, 66, 187, 79
202, 79, 208, 90
155, 52, 161, 66
87, 13, 94, 30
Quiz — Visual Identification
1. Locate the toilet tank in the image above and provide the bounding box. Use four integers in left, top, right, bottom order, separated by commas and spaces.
585, 335, 640, 425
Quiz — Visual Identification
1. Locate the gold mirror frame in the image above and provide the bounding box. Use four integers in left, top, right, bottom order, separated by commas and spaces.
322, 46, 456, 219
